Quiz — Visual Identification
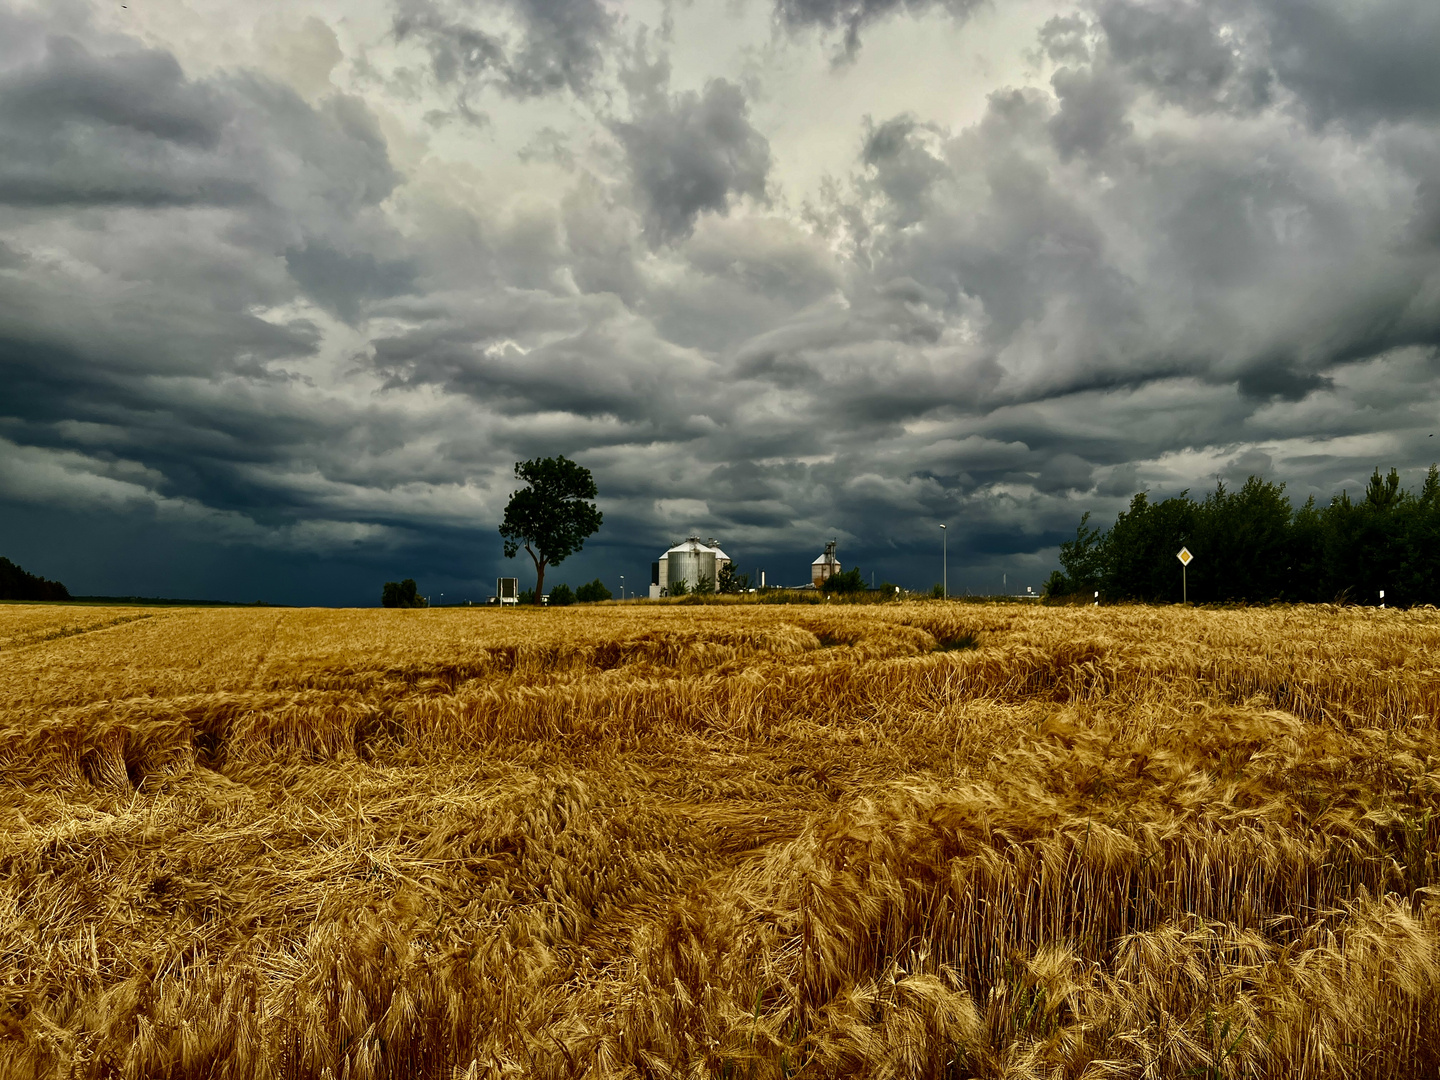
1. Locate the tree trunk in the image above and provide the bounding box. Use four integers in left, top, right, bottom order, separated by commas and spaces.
533, 558, 547, 603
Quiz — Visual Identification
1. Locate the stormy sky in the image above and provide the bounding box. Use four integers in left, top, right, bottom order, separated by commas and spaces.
2, 0, 1438, 603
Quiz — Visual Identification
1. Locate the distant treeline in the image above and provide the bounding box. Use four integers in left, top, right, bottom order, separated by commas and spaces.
1048, 466, 1440, 605
0, 557, 71, 601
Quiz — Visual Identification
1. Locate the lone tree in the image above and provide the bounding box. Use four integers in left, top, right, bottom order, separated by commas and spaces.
381, 578, 421, 608
499, 456, 602, 603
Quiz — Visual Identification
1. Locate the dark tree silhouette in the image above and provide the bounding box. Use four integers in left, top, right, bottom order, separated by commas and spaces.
575, 579, 612, 602
821, 566, 866, 594
1049, 465, 1440, 605
0, 557, 70, 601
381, 579, 421, 608
499, 456, 602, 604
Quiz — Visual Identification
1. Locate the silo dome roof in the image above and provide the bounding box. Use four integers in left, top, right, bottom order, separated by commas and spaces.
665, 535, 730, 561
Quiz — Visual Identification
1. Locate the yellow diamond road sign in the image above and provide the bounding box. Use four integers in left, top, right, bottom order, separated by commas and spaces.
1177, 546, 1193, 566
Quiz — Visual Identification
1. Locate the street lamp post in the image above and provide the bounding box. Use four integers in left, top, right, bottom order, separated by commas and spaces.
620, 575, 624, 601
939, 524, 947, 599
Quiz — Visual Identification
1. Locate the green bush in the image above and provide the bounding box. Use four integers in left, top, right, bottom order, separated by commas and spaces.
668, 577, 689, 597
575, 579, 612, 602
548, 583, 576, 606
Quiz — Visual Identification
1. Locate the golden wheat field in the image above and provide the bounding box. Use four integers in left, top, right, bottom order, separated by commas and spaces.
2, 600, 1440, 1079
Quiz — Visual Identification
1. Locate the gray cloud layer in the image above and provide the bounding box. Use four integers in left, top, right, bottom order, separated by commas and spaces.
612, 51, 771, 244
393, 0, 615, 101
776, 0, 985, 60
2, 0, 1439, 601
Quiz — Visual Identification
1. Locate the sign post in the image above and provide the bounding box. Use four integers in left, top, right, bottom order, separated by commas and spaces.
1176, 546, 1193, 604
939, 524, 947, 599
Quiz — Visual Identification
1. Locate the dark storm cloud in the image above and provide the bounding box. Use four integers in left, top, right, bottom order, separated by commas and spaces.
367, 286, 732, 448
392, 0, 614, 99
1093, 0, 1271, 115
1234, 360, 1333, 403
0, 6, 426, 571
860, 116, 949, 226
0, 30, 224, 146
774, 0, 983, 61
1047, 64, 1133, 159
1037, 15, 1092, 65
1093, 0, 1440, 127
9, 0, 1440, 605
0, 27, 244, 207
841, 101, 1146, 371
0, 16, 397, 219
612, 69, 771, 245
284, 243, 416, 324
821, 1, 1440, 419
1258, 0, 1440, 127
506, 0, 614, 96
710, 0, 1440, 589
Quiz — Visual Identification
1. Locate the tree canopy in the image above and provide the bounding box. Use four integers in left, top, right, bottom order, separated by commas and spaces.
821, 566, 866, 595
717, 564, 748, 594
1048, 466, 1440, 605
381, 579, 422, 608
575, 579, 612, 602
0, 557, 70, 601
499, 456, 602, 603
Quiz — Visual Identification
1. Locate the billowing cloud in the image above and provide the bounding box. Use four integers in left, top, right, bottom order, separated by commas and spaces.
1245, 0, 1440, 127
0, 11, 397, 217
392, 0, 615, 101
774, 0, 984, 61
2, 0, 1440, 603
611, 52, 771, 245
1093, 0, 1272, 115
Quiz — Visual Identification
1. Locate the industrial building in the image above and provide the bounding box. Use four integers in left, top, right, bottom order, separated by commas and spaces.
650, 536, 731, 598
812, 540, 840, 588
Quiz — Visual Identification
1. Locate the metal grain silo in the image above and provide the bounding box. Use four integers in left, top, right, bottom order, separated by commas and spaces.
664, 536, 715, 593
650, 536, 733, 596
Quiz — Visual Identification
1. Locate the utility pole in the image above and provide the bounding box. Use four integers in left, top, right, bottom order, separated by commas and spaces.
939, 524, 947, 599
